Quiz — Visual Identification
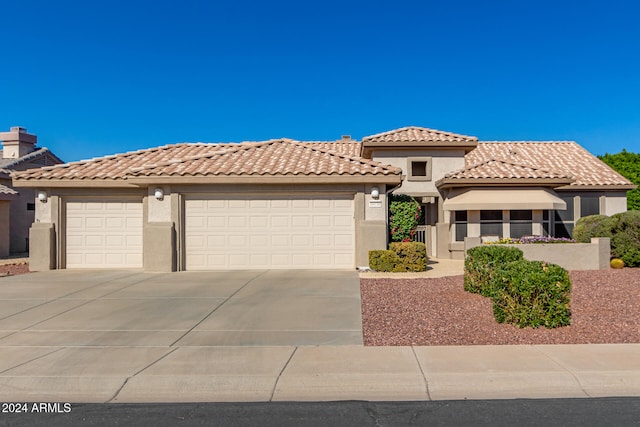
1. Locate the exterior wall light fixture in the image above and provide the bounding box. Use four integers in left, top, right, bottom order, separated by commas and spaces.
371, 187, 380, 199
154, 188, 164, 201
37, 190, 48, 203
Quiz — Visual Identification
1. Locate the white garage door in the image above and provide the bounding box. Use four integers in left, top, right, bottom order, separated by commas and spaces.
185, 196, 354, 270
66, 201, 143, 268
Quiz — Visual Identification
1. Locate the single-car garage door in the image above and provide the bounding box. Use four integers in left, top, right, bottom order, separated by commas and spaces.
66, 200, 143, 268
185, 196, 354, 270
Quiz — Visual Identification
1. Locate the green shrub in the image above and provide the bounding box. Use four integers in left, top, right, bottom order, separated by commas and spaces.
389, 194, 421, 242
573, 214, 608, 243
491, 260, 571, 329
389, 241, 427, 272
572, 210, 640, 267
368, 250, 400, 272
608, 211, 640, 267
464, 245, 524, 297
368, 242, 427, 272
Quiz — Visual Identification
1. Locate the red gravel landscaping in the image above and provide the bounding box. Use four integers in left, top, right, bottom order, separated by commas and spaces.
361, 269, 640, 346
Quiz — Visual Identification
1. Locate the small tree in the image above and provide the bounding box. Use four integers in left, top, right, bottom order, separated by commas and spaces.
389, 194, 421, 242
598, 149, 640, 210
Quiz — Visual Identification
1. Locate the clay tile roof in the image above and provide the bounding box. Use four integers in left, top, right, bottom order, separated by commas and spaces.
12, 143, 220, 181
299, 140, 362, 157
468, 142, 634, 188
130, 139, 401, 178
436, 158, 576, 188
0, 183, 17, 195
13, 140, 401, 183
0, 183, 18, 200
362, 126, 478, 145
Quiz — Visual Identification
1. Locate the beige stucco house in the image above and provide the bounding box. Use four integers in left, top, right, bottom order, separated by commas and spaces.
11, 126, 635, 271
0, 127, 63, 258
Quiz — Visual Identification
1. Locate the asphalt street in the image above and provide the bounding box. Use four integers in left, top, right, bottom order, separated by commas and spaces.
1, 398, 639, 427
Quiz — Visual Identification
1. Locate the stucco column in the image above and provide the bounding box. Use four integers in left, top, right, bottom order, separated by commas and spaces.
144, 187, 177, 272
29, 223, 56, 271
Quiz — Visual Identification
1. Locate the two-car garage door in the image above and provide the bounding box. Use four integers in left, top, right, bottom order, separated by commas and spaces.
185, 196, 355, 270
64, 196, 355, 270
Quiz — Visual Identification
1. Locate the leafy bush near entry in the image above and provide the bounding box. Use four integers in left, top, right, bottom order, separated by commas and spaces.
368, 250, 400, 272
389, 194, 421, 242
491, 260, 571, 329
464, 245, 524, 297
368, 242, 427, 272
389, 241, 427, 272
573, 215, 608, 243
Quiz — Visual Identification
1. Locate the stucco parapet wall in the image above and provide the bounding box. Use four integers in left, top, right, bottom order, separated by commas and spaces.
464, 237, 611, 271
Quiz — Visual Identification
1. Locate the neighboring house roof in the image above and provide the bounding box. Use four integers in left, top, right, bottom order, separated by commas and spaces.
13, 140, 402, 186
0, 183, 18, 200
436, 158, 576, 188
0, 147, 63, 170
466, 142, 635, 189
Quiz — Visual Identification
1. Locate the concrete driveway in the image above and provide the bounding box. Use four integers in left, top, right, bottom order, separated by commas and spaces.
0, 269, 363, 347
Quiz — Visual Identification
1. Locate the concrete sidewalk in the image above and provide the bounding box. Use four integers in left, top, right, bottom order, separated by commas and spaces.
0, 343, 638, 403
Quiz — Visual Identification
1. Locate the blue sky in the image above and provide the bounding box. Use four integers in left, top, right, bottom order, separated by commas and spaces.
2, 0, 639, 162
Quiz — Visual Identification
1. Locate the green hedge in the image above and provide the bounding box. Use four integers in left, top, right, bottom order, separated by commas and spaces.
368, 242, 427, 272
464, 245, 523, 297
492, 260, 572, 329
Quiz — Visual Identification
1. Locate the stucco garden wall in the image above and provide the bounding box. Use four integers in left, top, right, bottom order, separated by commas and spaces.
464, 237, 611, 270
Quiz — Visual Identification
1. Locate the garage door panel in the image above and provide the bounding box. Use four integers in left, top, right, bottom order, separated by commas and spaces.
66, 201, 143, 269
85, 235, 105, 247
206, 216, 226, 228
271, 216, 289, 227
185, 196, 354, 270
291, 216, 310, 227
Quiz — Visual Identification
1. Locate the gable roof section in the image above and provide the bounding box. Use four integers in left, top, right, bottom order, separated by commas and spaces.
13, 140, 402, 187
467, 142, 635, 189
128, 139, 402, 184
361, 126, 478, 157
436, 158, 575, 188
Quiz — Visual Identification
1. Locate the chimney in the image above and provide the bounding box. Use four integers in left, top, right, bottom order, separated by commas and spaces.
0, 127, 37, 159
